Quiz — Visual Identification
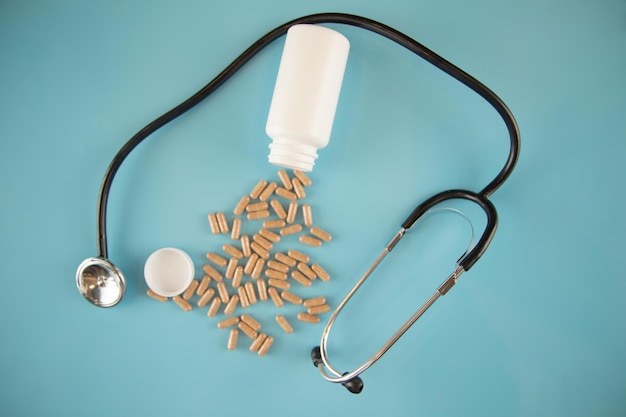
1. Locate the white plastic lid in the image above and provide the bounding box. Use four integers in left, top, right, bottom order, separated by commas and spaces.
144, 247, 195, 297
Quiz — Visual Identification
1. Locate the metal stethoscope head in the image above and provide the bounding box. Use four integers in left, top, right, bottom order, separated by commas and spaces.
76, 257, 126, 308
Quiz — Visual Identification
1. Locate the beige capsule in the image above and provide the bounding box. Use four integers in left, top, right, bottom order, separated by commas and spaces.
263, 219, 286, 229
270, 199, 287, 219
197, 288, 216, 308
233, 195, 250, 216
252, 234, 273, 251
259, 228, 281, 243
303, 297, 326, 308
244, 253, 260, 275
238, 286, 250, 308
203, 264, 223, 281
223, 243, 243, 259
247, 210, 271, 221
290, 270, 312, 287
227, 328, 239, 351
280, 224, 302, 236
250, 332, 267, 353
182, 280, 199, 300
297, 312, 320, 324
250, 241, 270, 259
301, 204, 313, 227
216, 212, 229, 234
286, 201, 298, 224
299, 235, 322, 247
308, 304, 331, 315
293, 170, 312, 187
244, 282, 257, 304
206, 252, 227, 268
240, 235, 251, 257
258, 336, 274, 356
217, 281, 230, 303
275, 252, 297, 267
292, 177, 306, 199
246, 201, 269, 212
281, 291, 303, 305
267, 287, 284, 307
275, 314, 293, 334
251, 258, 265, 279
238, 321, 258, 339
311, 264, 330, 282
232, 266, 244, 288
173, 296, 192, 312
287, 249, 309, 263
277, 169, 293, 190
249, 179, 267, 199
223, 294, 240, 315
275, 187, 297, 200
297, 262, 317, 280
265, 268, 287, 280
147, 289, 168, 302
217, 316, 240, 329
268, 278, 290, 290
196, 276, 211, 296
258, 182, 278, 202
207, 297, 222, 317
257, 279, 268, 301
208, 213, 220, 234
240, 313, 262, 331
310, 226, 332, 242
266, 259, 289, 273
225, 257, 238, 279
230, 218, 242, 240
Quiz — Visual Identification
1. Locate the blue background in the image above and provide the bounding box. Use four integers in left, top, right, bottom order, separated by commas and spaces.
1, 1, 625, 416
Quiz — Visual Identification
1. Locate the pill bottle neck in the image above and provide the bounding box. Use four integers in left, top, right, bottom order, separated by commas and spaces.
268, 139, 318, 172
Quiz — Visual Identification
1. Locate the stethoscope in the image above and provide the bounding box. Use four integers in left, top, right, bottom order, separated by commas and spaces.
75, 13, 520, 393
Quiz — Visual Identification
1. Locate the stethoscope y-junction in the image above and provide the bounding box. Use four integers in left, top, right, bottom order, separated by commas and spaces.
75, 13, 520, 393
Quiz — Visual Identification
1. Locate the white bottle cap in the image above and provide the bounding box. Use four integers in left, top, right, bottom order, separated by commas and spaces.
144, 247, 194, 297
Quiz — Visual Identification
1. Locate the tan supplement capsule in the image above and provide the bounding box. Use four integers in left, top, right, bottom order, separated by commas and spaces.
263, 219, 286, 229
208, 213, 220, 234
265, 268, 288, 280
203, 264, 223, 281
302, 204, 313, 227
258, 182, 278, 202
258, 336, 274, 356
147, 289, 168, 302
310, 226, 332, 242
249, 179, 267, 199
240, 235, 251, 257
250, 333, 267, 352
291, 270, 312, 287
292, 177, 306, 199
300, 235, 322, 247
252, 234, 273, 251
275, 187, 297, 200
217, 316, 240, 329
293, 170, 312, 187
207, 252, 227, 267
244, 253, 259, 275
247, 210, 271, 221
311, 264, 330, 282
244, 282, 257, 304
217, 281, 230, 303
250, 241, 270, 259
196, 276, 211, 296
216, 212, 229, 234
241, 314, 262, 331
286, 201, 298, 224
277, 169, 293, 190
303, 297, 326, 308
259, 228, 281, 243
281, 291, 303, 305
257, 279, 268, 301
297, 312, 320, 324
287, 249, 309, 263
237, 286, 250, 308
267, 287, 284, 307
268, 278, 290, 291
233, 195, 250, 216
297, 262, 317, 280
266, 260, 289, 273
207, 297, 221, 317
275, 314, 293, 334
308, 304, 331, 315
275, 252, 297, 267
227, 329, 239, 351
232, 266, 244, 288
197, 288, 215, 308
251, 258, 265, 279
230, 218, 242, 240
182, 280, 199, 300
224, 294, 239, 315
238, 321, 258, 339
223, 243, 243, 259
280, 224, 302, 236
246, 201, 269, 212
270, 199, 287, 219
225, 257, 238, 279
173, 296, 192, 312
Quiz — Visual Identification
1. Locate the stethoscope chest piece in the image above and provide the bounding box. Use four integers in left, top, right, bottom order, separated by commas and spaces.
76, 257, 126, 308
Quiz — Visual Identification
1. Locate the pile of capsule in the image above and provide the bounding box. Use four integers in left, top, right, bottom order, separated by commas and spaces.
147, 169, 333, 356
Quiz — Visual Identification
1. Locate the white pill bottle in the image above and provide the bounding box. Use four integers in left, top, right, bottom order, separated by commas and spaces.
266, 24, 350, 172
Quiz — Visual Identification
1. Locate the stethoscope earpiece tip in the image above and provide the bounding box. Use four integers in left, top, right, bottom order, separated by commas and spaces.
311, 346, 323, 367
341, 373, 364, 394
